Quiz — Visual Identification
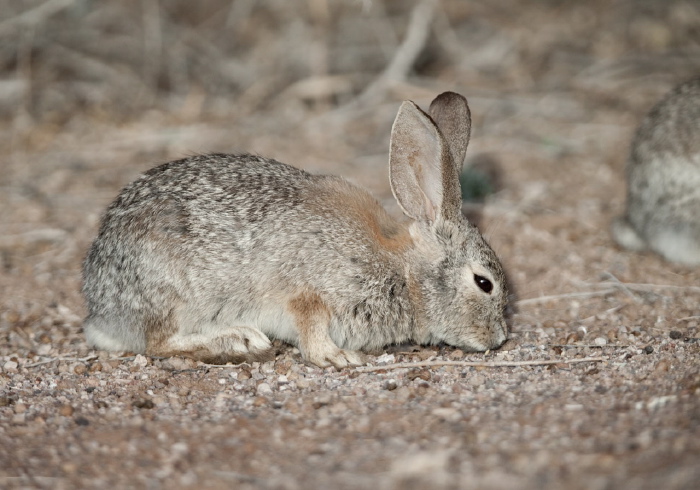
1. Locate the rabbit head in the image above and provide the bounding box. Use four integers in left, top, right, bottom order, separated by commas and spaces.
390, 92, 509, 351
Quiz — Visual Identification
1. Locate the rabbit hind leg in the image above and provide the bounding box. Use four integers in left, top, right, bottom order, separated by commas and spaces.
649, 224, 700, 266
147, 322, 275, 365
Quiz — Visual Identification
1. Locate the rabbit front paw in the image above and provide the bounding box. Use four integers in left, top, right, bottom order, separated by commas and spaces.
304, 346, 366, 370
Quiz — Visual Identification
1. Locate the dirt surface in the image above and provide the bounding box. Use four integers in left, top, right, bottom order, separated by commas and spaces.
1, 1, 699, 489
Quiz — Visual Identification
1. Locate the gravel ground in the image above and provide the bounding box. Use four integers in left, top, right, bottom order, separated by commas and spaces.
1, 331, 698, 489
1, 1, 699, 489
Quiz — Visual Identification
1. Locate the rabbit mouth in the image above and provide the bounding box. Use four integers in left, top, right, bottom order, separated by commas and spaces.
454, 327, 507, 353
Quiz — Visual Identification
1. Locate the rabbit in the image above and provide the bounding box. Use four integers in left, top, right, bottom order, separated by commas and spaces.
612, 77, 700, 265
82, 91, 510, 368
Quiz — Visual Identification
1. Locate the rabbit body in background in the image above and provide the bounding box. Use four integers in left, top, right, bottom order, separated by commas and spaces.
82, 92, 509, 368
612, 78, 700, 265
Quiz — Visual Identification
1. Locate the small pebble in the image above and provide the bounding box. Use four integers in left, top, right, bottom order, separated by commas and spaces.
654, 360, 670, 373
375, 353, 395, 364
644, 345, 654, 354
407, 369, 431, 381
669, 331, 682, 340
252, 396, 268, 407
432, 407, 460, 422
594, 337, 607, 346
448, 349, 464, 360
37, 344, 52, 355
132, 354, 149, 368
256, 383, 273, 396
3, 360, 18, 372
274, 360, 292, 375
59, 405, 74, 417
162, 357, 196, 370
312, 393, 333, 409
133, 398, 155, 409
384, 379, 398, 391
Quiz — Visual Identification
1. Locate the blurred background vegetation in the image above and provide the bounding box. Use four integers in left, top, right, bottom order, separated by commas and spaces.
1, 0, 698, 126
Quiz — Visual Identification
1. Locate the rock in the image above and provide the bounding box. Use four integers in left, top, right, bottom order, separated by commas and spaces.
237, 368, 252, 381
133, 398, 155, 409
448, 349, 464, 359
375, 353, 395, 364
132, 354, 149, 368
256, 383, 273, 396
469, 374, 485, 388
384, 379, 398, 391
59, 405, 74, 417
654, 360, 670, 373
312, 393, 333, 409
162, 357, 193, 371
407, 369, 431, 381
432, 407, 460, 422
3, 360, 18, 372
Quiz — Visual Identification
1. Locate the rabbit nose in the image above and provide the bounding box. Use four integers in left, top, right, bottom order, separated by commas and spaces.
492, 321, 508, 348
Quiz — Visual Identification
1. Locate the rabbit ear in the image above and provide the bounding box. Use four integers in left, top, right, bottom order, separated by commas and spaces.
389, 100, 462, 222
429, 91, 471, 172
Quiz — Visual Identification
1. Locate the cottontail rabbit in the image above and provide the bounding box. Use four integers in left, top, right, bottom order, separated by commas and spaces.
82, 92, 509, 368
612, 78, 700, 265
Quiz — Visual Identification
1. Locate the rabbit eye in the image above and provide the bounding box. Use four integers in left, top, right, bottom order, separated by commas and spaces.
474, 274, 493, 294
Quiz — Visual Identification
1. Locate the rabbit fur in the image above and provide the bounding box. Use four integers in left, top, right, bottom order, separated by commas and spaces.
612, 77, 700, 265
82, 92, 509, 368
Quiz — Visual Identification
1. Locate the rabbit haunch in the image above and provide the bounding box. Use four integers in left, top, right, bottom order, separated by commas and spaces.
612, 77, 700, 265
82, 92, 509, 368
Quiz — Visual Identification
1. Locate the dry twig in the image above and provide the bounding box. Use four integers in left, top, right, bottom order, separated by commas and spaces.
355, 357, 605, 372
0, 0, 76, 35
516, 289, 616, 306
601, 272, 643, 303
356, 0, 436, 104
24, 355, 98, 368
595, 281, 700, 294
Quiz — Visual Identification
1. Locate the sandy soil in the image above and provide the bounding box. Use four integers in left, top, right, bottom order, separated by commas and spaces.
1, 1, 699, 489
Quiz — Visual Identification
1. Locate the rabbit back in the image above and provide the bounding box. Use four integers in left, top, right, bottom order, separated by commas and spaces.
83, 154, 417, 359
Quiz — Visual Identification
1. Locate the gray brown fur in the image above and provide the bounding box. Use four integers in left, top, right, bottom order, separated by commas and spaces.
612, 78, 700, 265
82, 92, 509, 368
